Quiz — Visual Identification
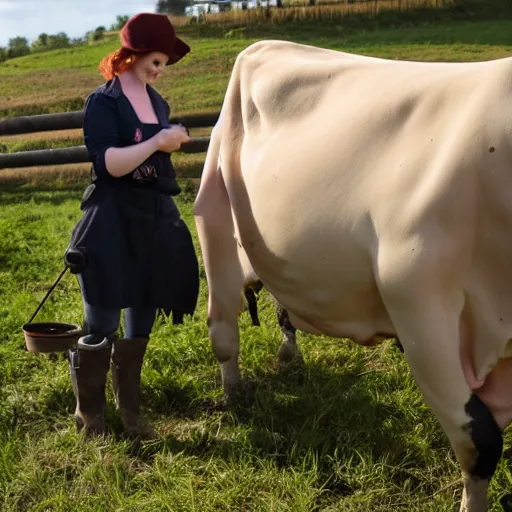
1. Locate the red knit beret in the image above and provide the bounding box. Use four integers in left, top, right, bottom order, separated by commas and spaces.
120, 13, 190, 65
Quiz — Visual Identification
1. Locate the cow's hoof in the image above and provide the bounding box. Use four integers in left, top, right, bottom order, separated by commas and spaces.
277, 342, 303, 365
223, 381, 256, 409
276, 353, 305, 386
223, 384, 245, 408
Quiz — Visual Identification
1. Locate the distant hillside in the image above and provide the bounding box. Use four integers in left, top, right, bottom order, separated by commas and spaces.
0, 0, 511, 180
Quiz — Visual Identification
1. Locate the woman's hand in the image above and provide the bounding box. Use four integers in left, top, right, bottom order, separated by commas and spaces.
156, 124, 192, 153
104, 124, 192, 178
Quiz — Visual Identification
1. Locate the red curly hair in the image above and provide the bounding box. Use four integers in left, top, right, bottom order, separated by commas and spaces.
98, 48, 146, 80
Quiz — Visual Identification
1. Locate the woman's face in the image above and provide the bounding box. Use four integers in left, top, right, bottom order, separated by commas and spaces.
132, 51, 169, 85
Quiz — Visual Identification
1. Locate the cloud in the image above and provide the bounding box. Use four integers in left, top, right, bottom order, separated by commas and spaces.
0, 0, 156, 46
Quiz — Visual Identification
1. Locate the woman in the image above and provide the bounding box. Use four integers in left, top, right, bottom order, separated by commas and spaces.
65, 12, 200, 438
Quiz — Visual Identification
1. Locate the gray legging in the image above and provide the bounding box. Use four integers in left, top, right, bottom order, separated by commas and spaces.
78, 276, 156, 338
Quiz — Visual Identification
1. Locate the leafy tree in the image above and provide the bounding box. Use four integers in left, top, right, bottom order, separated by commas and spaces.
88, 26, 106, 43
31, 33, 49, 51
31, 32, 70, 52
7, 36, 30, 58
47, 32, 70, 49
70, 37, 86, 46
156, 0, 190, 16
0, 47, 7, 63
110, 15, 129, 30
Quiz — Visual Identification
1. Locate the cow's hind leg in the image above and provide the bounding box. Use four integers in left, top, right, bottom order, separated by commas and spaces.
207, 287, 243, 405
194, 132, 245, 404
381, 288, 502, 512
200, 224, 244, 404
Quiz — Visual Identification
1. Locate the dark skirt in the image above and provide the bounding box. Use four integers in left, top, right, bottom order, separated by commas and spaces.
66, 181, 199, 315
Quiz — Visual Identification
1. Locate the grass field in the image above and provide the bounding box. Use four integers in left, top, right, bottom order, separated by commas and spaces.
1, 6, 512, 511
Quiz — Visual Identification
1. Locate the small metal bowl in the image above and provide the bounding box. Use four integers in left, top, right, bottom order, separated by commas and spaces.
22, 322, 82, 353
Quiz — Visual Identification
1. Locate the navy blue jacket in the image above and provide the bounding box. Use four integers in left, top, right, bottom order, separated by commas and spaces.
66, 77, 199, 315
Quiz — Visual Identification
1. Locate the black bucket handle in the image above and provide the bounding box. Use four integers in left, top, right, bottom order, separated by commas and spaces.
27, 247, 87, 325
27, 266, 69, 324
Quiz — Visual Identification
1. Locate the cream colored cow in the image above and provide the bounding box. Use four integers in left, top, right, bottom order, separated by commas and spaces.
193, 40, 512, 511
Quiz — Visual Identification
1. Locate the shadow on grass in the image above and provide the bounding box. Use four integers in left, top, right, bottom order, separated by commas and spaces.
132, 344, 425, 493
29, 338, 449, 506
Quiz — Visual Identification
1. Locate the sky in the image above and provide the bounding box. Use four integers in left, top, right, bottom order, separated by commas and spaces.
0, 0, 158, 47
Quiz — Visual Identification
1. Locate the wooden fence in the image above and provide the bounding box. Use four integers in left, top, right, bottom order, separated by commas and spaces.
0, 111, 220, 170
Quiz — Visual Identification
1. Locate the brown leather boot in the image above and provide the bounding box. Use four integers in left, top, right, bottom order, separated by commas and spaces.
68, 335, 112, 436
111, 337, 156, 439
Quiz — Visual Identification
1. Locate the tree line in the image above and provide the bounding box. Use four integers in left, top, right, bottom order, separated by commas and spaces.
0, 15, 129, 63
0, 0, 190, 65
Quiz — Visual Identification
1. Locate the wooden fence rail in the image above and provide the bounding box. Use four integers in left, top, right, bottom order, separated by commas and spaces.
0, 110, 220, 170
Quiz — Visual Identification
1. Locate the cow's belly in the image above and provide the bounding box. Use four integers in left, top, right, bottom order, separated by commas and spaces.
250, 248, 394, 342
264, 269, 394, 342
233, 141, 395, 341
267, 267, 394, 342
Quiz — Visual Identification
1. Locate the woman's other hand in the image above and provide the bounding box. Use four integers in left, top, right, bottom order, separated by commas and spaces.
156, 124, 192, 153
